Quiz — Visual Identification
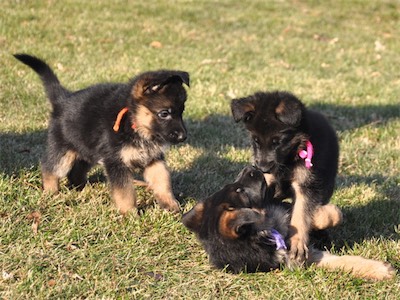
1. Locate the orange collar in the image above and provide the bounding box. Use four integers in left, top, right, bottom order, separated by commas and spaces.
113, 107, 136, 132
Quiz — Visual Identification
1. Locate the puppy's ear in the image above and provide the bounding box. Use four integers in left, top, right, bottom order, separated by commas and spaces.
219, 208, 263, 239
275, 94, 304, 127
182, 202, 204, 233
132, 71, 189, 99
166, 71, 190, 88
231, 97, 256, 123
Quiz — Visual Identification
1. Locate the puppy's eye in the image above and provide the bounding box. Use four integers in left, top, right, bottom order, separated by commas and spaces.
157, 110, 171, 119
271, 137, 280, 146
236, 188, 243, 193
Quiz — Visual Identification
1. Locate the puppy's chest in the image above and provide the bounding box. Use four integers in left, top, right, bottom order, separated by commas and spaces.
264, 173, 293, 199
119, 141, 166, 169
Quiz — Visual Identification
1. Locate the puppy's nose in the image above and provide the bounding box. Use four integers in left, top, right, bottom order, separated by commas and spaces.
241, 166, 263, 180
177, 131, 187, 142
172, 130, 187, 143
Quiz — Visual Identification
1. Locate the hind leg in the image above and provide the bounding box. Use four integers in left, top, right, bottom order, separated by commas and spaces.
308, 249, 396, 280
308, 205, 395, 280
42, 149, 78, 193
308, 204, 342, 250
67, 159, 92, 190
312, 204, 343, 230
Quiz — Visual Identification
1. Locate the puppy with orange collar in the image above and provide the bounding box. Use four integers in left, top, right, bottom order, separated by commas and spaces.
15, 54, 189, 214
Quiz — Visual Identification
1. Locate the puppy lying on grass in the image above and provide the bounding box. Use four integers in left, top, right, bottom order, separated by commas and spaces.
231, 91, 339, 265
182, 166, 396, 280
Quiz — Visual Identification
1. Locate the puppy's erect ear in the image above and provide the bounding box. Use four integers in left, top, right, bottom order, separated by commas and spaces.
182, 202, 204, 233
134, 71, 190, 98
275, 93, 304, 127
132, 70, 190, 99
164, 71, 190, 88
219, 208, 263, 239
231, 97, 256, 123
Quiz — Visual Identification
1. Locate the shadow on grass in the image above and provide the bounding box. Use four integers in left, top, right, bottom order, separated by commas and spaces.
172, 110, 399, 251
0, 131, 46, 176
171, 114, 249, 201
308, 103, 399, 132
1, 105, 398, 247
172, 101, 400, 199
1, 102, 398, 177
331, 174, 400, 247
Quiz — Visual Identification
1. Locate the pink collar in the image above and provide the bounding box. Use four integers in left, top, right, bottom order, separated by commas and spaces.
298, 140, 314, 169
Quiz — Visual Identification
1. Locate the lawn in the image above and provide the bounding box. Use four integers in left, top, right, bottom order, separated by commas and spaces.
1, 0, 399, 298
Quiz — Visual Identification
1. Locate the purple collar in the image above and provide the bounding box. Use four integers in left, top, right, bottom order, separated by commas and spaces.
270, 229, 287, 250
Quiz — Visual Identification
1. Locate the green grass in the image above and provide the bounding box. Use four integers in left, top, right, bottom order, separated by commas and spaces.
1, 0, 399, 298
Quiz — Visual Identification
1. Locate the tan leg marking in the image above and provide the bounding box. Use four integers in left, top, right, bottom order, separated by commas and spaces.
289, 182, 310, 264
143, 161, 180, 213
54, 150, 77, 178
263, 173, 275, 186
312, 204, 343, 230
111, 185, 137, 215
133, 179, 149, 187
42, 150, 77, 193
308, 249, 396, 280
42, 171, 60, 193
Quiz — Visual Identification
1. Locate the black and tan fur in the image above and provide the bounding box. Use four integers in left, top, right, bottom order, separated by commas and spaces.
231, 91, 339, 265
15, 54, 190, 214
182, 167, 396, 280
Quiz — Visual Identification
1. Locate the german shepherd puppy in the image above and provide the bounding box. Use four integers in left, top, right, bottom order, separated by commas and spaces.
182, 167, 395, 280
14, 54, 190, 214
231, 91, 339, 265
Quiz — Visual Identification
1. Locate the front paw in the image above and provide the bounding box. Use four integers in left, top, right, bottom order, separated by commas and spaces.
288, 234, 308, 267
156, 194, 181, 213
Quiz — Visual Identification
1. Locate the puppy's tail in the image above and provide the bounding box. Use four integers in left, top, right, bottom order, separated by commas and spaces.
14, 53, 68, 105
308, 248, 396, 280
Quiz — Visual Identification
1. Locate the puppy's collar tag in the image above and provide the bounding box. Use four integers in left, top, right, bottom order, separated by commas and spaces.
113, 107, 136, 132
270, 229, 287, 250
298, 140, 314, 169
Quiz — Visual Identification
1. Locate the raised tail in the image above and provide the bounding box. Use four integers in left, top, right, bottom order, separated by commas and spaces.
14, 53, 67, 104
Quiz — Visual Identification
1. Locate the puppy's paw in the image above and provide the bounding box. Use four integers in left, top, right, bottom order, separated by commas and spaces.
119, 207, 139, 217
373, 262, 397, 280
156, 195, 181, 214
356, 261, 397, 280
289, 234, 308, 266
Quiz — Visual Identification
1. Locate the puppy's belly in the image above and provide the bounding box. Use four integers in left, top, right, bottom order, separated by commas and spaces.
263, 173, 292, 201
